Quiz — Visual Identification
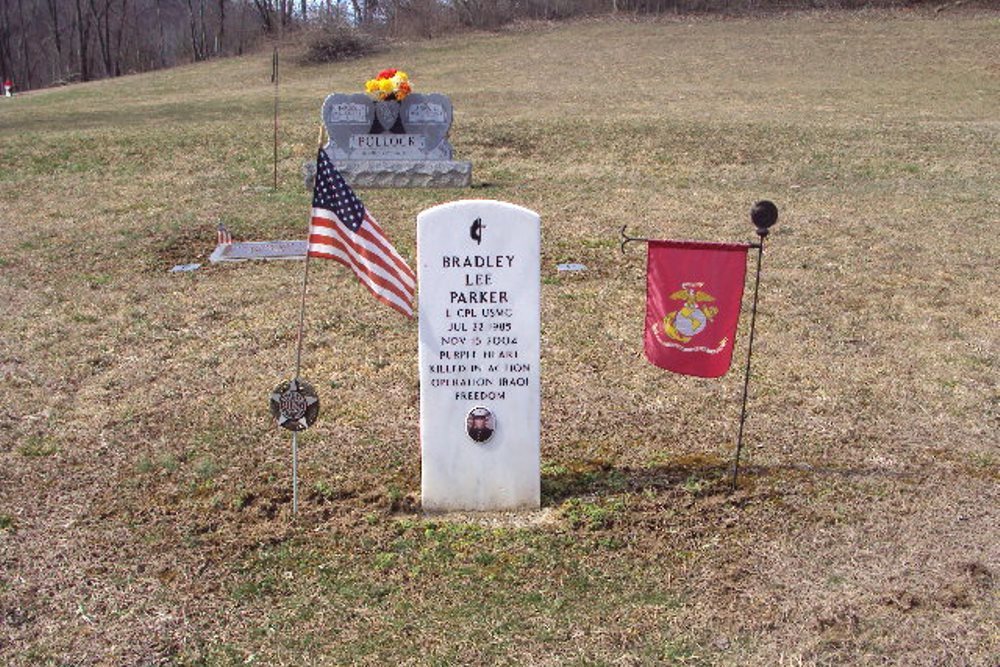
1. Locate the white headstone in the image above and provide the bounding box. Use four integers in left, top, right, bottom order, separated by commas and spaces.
417, 200, 541, 512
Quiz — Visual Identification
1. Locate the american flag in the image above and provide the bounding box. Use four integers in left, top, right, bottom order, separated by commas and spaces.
217, 222, 233, 245
308, 148, 416, 318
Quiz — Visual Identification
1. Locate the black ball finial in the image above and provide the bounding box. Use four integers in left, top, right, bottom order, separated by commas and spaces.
750, 200, 778, 237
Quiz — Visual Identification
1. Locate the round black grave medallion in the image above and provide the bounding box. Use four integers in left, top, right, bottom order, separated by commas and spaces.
269, 378, 320, 432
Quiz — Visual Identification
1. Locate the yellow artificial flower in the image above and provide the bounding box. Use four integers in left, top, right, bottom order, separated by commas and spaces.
364, 69, 412, 100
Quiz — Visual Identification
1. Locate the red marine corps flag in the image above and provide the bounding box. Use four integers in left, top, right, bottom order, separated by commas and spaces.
644, 240, 750, 378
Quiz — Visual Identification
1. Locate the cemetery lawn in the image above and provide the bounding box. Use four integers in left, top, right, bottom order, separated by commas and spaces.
1, 8, 998, 665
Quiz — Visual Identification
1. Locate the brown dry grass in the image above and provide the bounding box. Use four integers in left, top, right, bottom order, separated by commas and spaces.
1, 9, 997, 666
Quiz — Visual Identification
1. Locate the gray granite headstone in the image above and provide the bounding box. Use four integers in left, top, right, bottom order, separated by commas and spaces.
322, 93, 375, 162
401, 93, 454, 160
306, 92, 472, 189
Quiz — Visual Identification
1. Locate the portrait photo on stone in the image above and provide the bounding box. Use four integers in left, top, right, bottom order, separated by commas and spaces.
465, 406, 496, 443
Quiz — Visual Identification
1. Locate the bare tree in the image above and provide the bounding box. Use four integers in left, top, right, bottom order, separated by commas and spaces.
73, 0, 92, 81
0, 0, 276, 90
45, 0, 65, 79
0, 2, 12, 84
251, 0, 275, 32
216, 0, 225, 53
185, 0, 204, 60
89, 0, 118, 76
113, 0, 128, 74
15, 0, 33, 86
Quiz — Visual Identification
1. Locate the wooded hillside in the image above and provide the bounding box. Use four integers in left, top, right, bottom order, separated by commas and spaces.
0, 0, 946, 92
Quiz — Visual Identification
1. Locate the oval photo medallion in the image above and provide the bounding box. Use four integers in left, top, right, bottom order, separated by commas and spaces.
465, 406, 496, 444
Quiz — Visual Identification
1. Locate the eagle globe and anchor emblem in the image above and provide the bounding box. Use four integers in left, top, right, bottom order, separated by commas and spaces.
655, 282, 728, 354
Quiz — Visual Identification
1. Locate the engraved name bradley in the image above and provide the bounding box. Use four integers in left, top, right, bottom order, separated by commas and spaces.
442, 254, 515, 305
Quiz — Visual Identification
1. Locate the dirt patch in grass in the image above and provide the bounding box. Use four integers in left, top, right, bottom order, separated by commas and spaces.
155, 223, 220, 268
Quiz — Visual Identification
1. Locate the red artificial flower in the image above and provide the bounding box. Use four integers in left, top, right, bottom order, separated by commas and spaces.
377, 68, 397, 80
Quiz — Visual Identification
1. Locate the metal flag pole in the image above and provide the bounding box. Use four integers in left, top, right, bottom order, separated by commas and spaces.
289, 128, 325, 516
731, 200, 778, 490
292, 216, 314, 383
267, 127, 326, 518
292, 431, 299, 514
293, 125, 326, 380
272, 46, 279, 191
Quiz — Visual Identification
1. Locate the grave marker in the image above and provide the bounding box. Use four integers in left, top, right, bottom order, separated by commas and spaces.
417, 200, 541, 511
310, 92, 472, 188
209, 240, 306, 263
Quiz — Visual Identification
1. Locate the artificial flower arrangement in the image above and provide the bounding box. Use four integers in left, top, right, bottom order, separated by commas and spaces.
364, 68, 412, 102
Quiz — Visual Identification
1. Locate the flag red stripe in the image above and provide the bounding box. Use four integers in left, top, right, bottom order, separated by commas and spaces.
309, 216, 413, 293
309, 222, 415, 300
308, 233, 414, 307
308, 247, 414, 318
309, 215, 415, 291
311, 210, 415, 285
313, 208, 416, 280
307, 237, 414, 308
307, 239, 414, 307
308, 245, 413, 316
362, 213, 416, 281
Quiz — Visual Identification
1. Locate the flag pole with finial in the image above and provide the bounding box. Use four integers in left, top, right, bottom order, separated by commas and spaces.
730, 200, 778, 490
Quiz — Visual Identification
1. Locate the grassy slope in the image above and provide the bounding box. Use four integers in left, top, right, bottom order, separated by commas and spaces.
1, 9, 998, 666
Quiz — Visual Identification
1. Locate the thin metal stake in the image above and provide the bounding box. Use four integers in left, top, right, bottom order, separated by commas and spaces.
289, 248, 310, 519
272, 47, 279, 190
292, 430, 299, 515
731, 237, 765, 490
287, 128, 327, 517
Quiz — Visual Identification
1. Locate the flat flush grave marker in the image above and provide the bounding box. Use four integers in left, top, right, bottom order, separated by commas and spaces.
417, 200, 541, 512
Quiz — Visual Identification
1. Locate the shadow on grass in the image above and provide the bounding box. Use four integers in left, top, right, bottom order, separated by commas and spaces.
541, 456, 923, 506
541, 454, 731, 506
